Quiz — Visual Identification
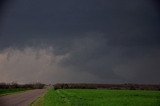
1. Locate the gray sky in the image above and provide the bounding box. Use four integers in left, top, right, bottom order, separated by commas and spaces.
0, 0, 160, 84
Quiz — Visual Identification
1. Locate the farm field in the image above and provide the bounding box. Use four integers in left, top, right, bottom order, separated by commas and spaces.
0, 88, 28, 95
32, 89, 160, 106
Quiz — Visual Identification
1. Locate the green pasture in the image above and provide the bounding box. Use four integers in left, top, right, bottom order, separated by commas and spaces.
32, 89, 160, 106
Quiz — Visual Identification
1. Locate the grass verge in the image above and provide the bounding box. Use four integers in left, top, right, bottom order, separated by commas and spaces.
0, 88, 29, 96
30, 89, 48, 106
30, 95, 44, 106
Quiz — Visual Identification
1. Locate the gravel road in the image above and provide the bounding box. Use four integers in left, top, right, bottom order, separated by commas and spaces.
0, 89, 46, 106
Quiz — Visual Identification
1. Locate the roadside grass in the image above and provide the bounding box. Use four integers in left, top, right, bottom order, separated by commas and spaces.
30, 89, 47, 106
0, 88, 29, 96
32, 89, 160, 106
30, 95, 44, 106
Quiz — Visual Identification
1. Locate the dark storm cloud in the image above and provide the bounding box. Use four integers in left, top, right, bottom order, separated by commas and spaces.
0, 0, 160, 84
0, 0, 10, 16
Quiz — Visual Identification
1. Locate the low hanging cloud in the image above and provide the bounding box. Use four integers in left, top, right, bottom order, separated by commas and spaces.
0, 47, 101, 84
0, 34, 160, 84
0, 35, 109, 84
113, 49, 160, 84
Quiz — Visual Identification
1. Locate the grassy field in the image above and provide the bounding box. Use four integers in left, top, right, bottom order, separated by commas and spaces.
0, 88, 28, 95
32, 89, 160, 106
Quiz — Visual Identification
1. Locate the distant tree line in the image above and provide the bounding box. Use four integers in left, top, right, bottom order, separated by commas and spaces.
54, 83, 160, 91
0, 82, 45, 89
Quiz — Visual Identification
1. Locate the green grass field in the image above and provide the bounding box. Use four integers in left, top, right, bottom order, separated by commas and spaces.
0, 88, 28, 95
32, 89, 160, 106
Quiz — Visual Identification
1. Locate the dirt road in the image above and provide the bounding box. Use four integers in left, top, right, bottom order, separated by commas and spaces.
0, 89, 45, 106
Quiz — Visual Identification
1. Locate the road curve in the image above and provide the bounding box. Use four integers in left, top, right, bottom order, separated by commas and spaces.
0, 89, 46, 106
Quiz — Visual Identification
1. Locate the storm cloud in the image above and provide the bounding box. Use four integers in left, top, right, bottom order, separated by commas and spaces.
0, 0, 160, 84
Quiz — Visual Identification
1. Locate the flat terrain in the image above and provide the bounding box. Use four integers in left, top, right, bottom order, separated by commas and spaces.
0, 88, 28, 95
35, 89, 160, 106
0, 89, 45, 106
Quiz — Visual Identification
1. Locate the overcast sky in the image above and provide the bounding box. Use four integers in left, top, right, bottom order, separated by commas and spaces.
0, 0, 160, 84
